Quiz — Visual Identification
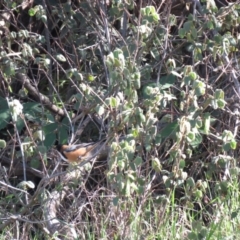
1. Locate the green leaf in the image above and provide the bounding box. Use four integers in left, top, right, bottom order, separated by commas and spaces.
169, 14, 177, 26
56, 54, 66, 62
73, 71, 83, 81
214, 34, 222, 44
155, 134, 162, 144
113, 197, 119, 206
33, 130, 45, 141
195, 189, 203, 199
95, 105, 105, 116
41, 15, 47, 23
36, 145, 47, 154
193, 80, 205, 96
0, 139, 6, 148
179, 28, 185, 38
133, 77, 141, 89
113, 48, 124, 59
189, 132, 202, 148
188, 72, 197, 80
231, 211, 239, 219
19, 30, 29, 39
134, 156, 142, 166
142, 84, 157, 98
145, 6, 153, 15
87, 74, 96, 81
0, 97, 10, 130
217, 99, 226, 109
211, 99, 218, 109
44, 58, 51, 66
191, 27, 197, 39
179, 159, 185, 169
109, 6, 124, 18
137, 112, 146, 124
16, 119, 25, 133
151, 13, 160, 23
28, 8, 37, 17
109, 97, 118, 108
230, 140, 237, 149
30, 158, 41, 169
10, 31, 17, 39
186, 177, 195, 188
194, 47, 203, 61
171, 70, 182, 78
187, 131, 195, 141
159, 74, 176, 89
43, 123, 58, 134
160, 121, 179, 138
44, 133, 56, 149
183, 76, 192, 86
207, 20, 214, 29
152, 157, 162, 172
140, 7, 146, 15
4, 61, 15, 76
214, 89, 224, 99
183, 21, 192, 32
195, 118, 203, 128
23, 102, 41, 112
23, 102, 42, 122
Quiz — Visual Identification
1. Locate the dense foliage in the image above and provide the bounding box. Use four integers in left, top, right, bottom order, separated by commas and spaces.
1, 0, 240, 239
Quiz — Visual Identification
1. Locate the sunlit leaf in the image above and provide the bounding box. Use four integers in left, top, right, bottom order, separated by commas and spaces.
56, 54, 66, 62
